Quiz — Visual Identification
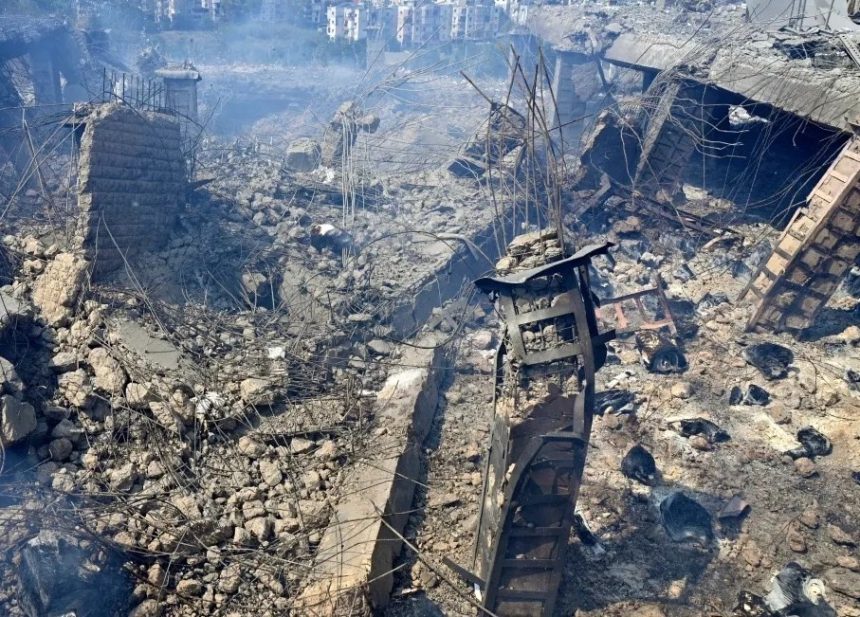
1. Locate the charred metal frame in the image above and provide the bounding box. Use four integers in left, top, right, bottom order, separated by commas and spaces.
447, 243, 615, 617
595, 275, 677, 335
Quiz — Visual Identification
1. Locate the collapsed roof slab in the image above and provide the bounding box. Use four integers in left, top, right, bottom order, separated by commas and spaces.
603, 32, 860, 133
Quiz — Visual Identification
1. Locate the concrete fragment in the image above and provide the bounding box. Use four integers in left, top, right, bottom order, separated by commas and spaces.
239, 378, 275, 406
49, 351, 78, 373
88, 348, 127, 395
238, 436, 266, 458
1, 394, 37, 444
0, 356, 23, 396
286, 137, 321, 172
31, 253, 88, 326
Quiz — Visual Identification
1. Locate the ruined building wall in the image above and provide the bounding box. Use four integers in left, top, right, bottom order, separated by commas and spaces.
76, 104, 185, 277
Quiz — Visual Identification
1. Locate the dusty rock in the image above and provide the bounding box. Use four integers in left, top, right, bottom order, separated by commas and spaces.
794, 457, 817, 478
49, 437, 73, 461
290, 437, 314, 454
315, 439, 337, 460
109, 463, 138, 492
58, 369, 92, 406
238, 435, 266, 457
240, 378, 275, 405
176, 579, 203, 596
671, 382, 693, 399
798, 505, 821, 529
129, 599, 162, 617
828, 524, 856, 546
285, 137, 321, 172
367, 339, 393, 356
0, 356, 23, 395
837, 555, 860, 572
244, 516, 273, 542
824, 567, 860, 599
126, 382, 156, 408
49, 351, 78, 373
218, 564, 241, 594
787, 525, 808, 553
689, 435, 711, 451
259, 459, 283, 487
147, 563, 167, 587
31, 252, 88, 325
1, 394, 37, 444
88, 348, 128, 395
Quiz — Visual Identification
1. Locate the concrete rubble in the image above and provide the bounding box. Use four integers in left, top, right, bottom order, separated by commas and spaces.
0, 2, 858, 617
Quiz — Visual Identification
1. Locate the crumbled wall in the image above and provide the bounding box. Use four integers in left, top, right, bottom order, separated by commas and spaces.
76, 103, 185, 277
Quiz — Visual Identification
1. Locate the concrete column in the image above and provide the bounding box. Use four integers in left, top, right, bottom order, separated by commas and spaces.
548, 50, 598, 151
27, 45, 62, 105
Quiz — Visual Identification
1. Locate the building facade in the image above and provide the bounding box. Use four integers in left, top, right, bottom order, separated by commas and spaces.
449, 0, 500, 40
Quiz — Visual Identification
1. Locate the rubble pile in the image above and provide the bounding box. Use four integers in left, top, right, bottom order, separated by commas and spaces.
386, 205, 860, 617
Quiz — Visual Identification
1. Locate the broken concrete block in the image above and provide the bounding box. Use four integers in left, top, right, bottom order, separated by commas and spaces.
125, 382, 155, 408
88, 348, 127, 395
1, 394, 37, 444
286, 138, 321, 172
239, 378, 275, 406
0, 356, 23, 396
49, 351, 78, 373
57, 369, 93, 407
31, 253, 88, 326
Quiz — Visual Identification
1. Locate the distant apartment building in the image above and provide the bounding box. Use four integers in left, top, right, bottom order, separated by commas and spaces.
327, 3, 396, 41
395, 1, 453, 46
155, 0, 220, 26
325, 0, 502, 45
495, 0, 530, 24
261, 0, 326, 26
449, 0, 500, 40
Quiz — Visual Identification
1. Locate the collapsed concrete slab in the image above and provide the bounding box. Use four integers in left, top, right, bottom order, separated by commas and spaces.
297, 337, 447, 615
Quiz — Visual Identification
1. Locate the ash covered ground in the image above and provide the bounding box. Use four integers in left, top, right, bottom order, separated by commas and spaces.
0, 1, 859, 617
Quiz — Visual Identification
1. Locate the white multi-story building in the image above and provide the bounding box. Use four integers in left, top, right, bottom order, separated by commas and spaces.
495, 0, 530, 25
449, 0, 500, 40
395, 1, 453, 46
327, 3, 396, 41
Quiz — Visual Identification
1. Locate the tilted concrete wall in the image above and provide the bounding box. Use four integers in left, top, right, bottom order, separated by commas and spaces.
76, 103, 185, 277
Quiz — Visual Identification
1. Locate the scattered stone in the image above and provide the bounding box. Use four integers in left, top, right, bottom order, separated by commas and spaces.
794, 457, 817, 478
290, 437, 314, 454
0, 356, 23, 395
824, 567, 860, 599
259, 459, 283, 487
367, 339, 393, 356
827, 524, 856, 547
48, 437, 73, 461
176, 579, 203, 596
670, 381, 693, 399
237, 435, 266, 458
787, 525, 808, 553
1, 394, 37, 444
240, 378, 275, 406
88, 348, 128, 395
58, 369, 92, 406
126, 382, 155, 408
49, 351, 78, 373
798, 506, 820, 529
